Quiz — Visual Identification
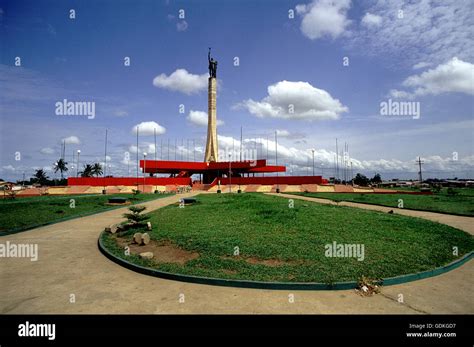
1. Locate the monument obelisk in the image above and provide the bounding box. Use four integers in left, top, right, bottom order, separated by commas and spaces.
204, 48, 218, 162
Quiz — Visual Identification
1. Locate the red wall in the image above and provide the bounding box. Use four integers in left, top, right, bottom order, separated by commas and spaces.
67, 177, 192, 186
212, 176, 327, 186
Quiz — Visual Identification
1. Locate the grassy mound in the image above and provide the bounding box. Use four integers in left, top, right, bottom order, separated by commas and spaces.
102, 193, 473, 283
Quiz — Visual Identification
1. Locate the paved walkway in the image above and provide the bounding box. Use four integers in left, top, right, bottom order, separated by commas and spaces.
1, 192, 472, 314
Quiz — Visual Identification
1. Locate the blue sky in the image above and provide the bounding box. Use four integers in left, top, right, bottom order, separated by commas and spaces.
1, 0, 473, 181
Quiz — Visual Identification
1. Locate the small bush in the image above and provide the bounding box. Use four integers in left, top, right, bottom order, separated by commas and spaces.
447, 187, 458, 196
123, 205, 149, 227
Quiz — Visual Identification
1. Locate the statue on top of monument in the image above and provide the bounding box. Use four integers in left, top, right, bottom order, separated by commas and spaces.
208, 47, 218, 78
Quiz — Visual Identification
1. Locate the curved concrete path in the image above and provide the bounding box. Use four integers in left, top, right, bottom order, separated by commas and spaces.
1, 192, 473, 314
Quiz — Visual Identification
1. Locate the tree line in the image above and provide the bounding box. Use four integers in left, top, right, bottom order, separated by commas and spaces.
23, 160, 105, 186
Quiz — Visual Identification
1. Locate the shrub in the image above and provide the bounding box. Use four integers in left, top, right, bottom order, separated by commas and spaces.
123, 206, 149, 227
447, 187, 458, 196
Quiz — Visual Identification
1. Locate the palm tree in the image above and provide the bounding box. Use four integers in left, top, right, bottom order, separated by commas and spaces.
53, 158, 68, 179
79, 164, 94, 177
92, 163, 103, 177
34, 169, 49, 185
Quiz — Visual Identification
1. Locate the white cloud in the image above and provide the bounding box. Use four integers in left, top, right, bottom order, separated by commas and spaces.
237, 80, 348, 121
216, 134, 474, 175
127, 143, 156, 155
128, 145, 139, 154
132, 121, 166, 136
392, 58, 474, 98
152, 69, 207, 95
61, 136, 81, 145
144, 144, 156, 155
388, 89, 413, 99
218, 135, 239, 149
187, 110, 224, 127
296, 0, 351, 40
276, 130, 290, 137
40, 147, 55, 155
412, 62, 432, 70
2, 165, 15, 172
352, 1, 474, 65
361, 12, 382, 27
177, 20, 188, 32
114, 110, 128, 117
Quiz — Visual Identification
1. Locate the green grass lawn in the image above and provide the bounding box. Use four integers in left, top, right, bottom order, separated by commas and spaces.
0, 193, 170, 233
293, 188, 474, 216
102, 193, 474, 283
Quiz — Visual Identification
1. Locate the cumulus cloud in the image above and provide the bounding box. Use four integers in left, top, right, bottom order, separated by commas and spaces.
114, 110, 128, 117
127, 145, 139, 154
127, 143, 157, 156
237, 80, 348, 121
40, 147, 55, 155
296, 0, 351, 40
132, 121, 166, 136
412, 62, 432, 70
388, 89, 413, 99
361, 12, 382, 27
215, 134, 474, 175
61, 136, 80, 145
153, 69, 207, 95
187, 110, 224, 127
145, 144, 156, 155
2, 165, 15, 172
176, 20, 188, 32
392, 58, 474, 98
276, 130, 290, 137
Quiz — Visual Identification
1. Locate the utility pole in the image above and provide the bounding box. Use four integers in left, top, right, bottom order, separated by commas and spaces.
335, 138, 339, 182
417, 156, 424, 183
240, 126, 243, 162
103, 129, 108, 194
266, 135, 269, 161
61, 140, 66, 160
275, 131, 279, 193
136, 127, 139, 192
229, 153, 232, 193
350, 161, 353, 186
154, 128, 157, 163
154, 129, 157, 193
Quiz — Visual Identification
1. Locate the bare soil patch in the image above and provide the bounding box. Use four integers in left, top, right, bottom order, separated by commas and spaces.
115, 237, 199, 264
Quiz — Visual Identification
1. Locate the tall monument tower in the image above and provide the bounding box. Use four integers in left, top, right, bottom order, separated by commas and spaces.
204, 49, 218, 162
